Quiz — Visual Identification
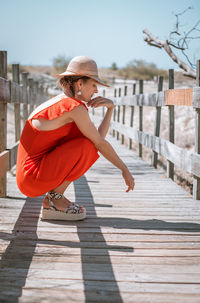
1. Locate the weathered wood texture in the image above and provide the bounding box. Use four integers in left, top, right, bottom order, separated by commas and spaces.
93, 64, 200, 199
152, 76, 163, 167
0, 51, 8, 197
93, 115, 200, 178
0, 135, 200, 303
166, 88, 193, 106
193, 60, 200, 200
167, 69, 175, 180
139, 80, 143, 158
12, 64, 21, 141
112, 87, 200, 108
0, 78, 10, 102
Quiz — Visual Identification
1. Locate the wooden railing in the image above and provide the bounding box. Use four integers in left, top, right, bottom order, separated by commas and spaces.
0, 51, 49, 197
1, 49, 200, 200
92, 63, 200, 200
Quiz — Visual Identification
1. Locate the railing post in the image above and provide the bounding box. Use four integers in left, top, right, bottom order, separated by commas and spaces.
121, 86, 127, 145
0, 50, 8, 197
28, 78, 34, 115
45, 85, 48, 100
116, 88, 121, 140
22, 72, 29, 126
193, 60, 200, 200
129, 83, 136, 149
12, 64, 21, 142
167, 69, 175, 180
139, 80, 143, 157
152, 76, 163, 167
40, 84, 45, 104
113, 88, 117, 137
34, 81, 39, 108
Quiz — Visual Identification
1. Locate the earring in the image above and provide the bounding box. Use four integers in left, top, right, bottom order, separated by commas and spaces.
77, 89, 81, 96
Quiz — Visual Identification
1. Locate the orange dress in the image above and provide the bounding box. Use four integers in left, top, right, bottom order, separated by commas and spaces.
16, 95, 100, 197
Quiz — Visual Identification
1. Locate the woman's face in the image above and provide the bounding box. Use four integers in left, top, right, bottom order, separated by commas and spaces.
75, 78, 99, 102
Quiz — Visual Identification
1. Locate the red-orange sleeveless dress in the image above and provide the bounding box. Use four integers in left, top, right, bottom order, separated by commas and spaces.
16, 94, 100, 197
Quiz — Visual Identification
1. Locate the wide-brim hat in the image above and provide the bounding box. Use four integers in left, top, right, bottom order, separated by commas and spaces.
53, 56, 109, 87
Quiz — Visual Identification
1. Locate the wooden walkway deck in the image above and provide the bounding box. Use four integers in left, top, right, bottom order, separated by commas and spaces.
1, 135, 200, 303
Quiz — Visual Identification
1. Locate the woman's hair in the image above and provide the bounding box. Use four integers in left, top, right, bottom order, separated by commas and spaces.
57, 75, 90, 97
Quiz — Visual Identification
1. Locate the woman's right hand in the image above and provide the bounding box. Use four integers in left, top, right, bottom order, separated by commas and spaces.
122, 169, 135, 192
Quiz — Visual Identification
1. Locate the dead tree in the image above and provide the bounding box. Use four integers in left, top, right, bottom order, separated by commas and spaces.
143, 7, 200, 78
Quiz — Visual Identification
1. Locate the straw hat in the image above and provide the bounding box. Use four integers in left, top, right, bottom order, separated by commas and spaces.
54, 56, 109, 87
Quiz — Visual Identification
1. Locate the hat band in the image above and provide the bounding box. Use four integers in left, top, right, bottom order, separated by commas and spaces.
67, 68, 98, 77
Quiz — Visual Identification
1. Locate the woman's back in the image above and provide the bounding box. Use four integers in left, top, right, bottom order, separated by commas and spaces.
29, 93, 76, 131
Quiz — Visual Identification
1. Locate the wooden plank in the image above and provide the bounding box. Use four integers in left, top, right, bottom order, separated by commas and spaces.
2, 253, 200, 265
129, 83, 136, 149
0, 51, 7, 197
193, 86, 200, 108
193, 60, 200, 200
0, 77, 10, 103
116, 88, 121, 140
28, 78, 34, 114
1, 287, 200, 303
9, 232, 200, 242
7, 141, 19, 168
1, 268, 200, 283
0, 51, 7, 79
167, 69, 174, 180
2, 239, 200, 249
112, 87, 200, 108
139, 80, 143, 157
152, 76, 163, 167
121, 86, 127, 145
2, 245, 200, 257
0, 150, 9, 177
10, 81, 23, 103
105, 120, 199, 176
166, 88, 193, 106
12, 64, 21, 142
114, 91, 165, 107
22, 72, 29, 126
3, 260, 200, 273
112, 88, 117, 137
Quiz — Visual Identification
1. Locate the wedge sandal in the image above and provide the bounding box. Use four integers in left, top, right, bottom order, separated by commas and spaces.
42, 191, 86, 221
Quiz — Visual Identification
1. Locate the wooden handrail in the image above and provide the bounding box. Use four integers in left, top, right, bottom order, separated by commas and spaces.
107, 87, 200, 107
92, 60, 200, 200
0, 50, 49, 197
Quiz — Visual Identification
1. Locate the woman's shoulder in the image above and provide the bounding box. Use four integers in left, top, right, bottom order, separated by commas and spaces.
28, 94, 88, 121
28, 93, 66, 120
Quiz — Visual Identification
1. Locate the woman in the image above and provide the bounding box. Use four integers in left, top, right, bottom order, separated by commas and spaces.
16, 56, 135, 221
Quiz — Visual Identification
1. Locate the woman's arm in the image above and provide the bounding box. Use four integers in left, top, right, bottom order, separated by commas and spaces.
88, 96, 114, 139
69, 105, 135, 192
97, 108, 114, 139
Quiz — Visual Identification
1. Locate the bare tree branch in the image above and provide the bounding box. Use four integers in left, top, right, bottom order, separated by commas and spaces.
143, 6, 200, 78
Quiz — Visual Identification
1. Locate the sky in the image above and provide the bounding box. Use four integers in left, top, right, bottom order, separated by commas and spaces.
1, 0, 200, 70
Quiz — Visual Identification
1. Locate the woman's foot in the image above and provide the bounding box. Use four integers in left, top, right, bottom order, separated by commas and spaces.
42, 193, 84, 213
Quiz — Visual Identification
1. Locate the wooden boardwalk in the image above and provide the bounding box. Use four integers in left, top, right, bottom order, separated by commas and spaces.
1, 135, 200, 303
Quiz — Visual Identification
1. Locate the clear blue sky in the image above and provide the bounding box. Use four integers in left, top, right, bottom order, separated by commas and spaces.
1, 0, 200, 70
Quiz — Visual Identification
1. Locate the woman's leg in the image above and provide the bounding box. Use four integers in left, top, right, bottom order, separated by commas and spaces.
41, 137, 99, 212
53, 180, 71, 194
42, 180, 84, 212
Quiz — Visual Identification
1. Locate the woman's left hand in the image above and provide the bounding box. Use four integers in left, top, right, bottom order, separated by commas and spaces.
88, 97, 114, 109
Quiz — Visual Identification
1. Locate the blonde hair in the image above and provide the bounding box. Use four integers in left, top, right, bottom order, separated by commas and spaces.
57, 75, 90, 97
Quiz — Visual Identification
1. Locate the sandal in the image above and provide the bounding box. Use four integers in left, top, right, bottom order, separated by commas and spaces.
42, 191, 86, 221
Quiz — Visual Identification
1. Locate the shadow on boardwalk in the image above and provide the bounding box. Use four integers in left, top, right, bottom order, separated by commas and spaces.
0, 175, 200, 302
